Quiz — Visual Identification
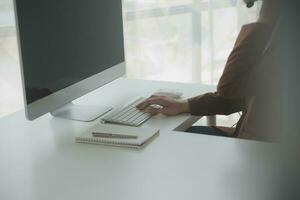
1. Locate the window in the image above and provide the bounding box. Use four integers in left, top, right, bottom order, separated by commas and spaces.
0, 0, 22, 117
123, 0, 260, 84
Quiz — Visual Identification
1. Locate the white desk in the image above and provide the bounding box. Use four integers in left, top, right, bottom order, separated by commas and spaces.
0, 78, 282, 200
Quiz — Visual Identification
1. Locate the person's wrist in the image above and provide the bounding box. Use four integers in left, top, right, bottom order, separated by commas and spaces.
179, 100, 190, 113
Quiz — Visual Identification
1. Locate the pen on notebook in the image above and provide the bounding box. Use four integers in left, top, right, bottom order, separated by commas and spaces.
92, 132, 138, 139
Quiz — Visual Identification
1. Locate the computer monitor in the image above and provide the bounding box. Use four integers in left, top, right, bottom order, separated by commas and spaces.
13, 0, 126, 121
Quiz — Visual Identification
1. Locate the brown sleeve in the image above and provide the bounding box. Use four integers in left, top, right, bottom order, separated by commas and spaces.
188, 23, 271, 116
188, 92, 244, 116
217, 23, 272, 98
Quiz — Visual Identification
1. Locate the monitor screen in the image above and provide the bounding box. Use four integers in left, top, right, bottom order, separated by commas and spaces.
15, 0, 125, 104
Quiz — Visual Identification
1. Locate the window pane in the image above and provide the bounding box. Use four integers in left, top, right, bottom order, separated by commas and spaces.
123, 0, 260, 84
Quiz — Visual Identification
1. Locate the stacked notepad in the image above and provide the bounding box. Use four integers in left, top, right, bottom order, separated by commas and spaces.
75, 124, 159, 149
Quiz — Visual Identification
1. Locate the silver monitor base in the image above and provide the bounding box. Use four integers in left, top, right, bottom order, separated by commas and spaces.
51, 103, 112, 122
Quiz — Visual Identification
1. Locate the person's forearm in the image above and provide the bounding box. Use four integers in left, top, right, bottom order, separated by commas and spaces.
187, 93, 244, 116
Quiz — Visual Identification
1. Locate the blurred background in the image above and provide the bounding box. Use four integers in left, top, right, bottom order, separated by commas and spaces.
0, 0, 260, 125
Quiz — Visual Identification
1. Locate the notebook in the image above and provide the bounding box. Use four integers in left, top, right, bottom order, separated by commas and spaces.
75, 124, 160, 149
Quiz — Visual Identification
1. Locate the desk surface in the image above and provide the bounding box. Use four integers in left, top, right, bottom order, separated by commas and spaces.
0, 78, 283, 200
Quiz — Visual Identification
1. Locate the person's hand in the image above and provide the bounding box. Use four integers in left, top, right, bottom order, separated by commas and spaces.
136, 96, 190, 116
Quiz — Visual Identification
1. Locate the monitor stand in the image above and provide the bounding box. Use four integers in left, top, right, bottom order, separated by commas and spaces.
51, 102, 112, 122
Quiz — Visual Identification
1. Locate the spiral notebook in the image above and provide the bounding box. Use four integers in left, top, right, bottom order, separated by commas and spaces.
75, 124, 160, 149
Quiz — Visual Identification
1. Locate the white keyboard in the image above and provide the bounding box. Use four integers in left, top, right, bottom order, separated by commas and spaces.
102, 97, 153, 127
